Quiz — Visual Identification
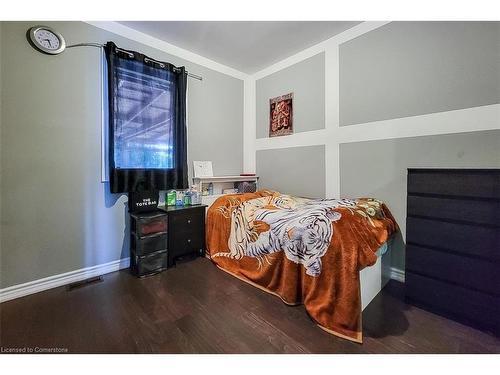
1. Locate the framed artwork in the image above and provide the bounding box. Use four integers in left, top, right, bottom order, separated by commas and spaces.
269, 92, 293, 137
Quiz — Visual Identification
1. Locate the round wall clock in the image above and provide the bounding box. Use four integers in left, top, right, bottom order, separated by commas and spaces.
28, 26, 66, 55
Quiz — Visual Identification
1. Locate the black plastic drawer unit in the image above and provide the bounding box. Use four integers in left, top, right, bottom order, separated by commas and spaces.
129, 210, 169, 277
131, 233, 168, 257
129, 204, 207, 277
130, 213, 168, 237
131, 250, 169, 278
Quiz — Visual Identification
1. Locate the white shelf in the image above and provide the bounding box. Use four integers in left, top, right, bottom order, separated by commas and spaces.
193, 175, 258, 183
201, 194, 227, 207
193, 175, 259, 208
202, 193, 226, 199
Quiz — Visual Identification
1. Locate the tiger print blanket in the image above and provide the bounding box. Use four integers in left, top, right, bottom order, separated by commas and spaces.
206, 190, 397, 343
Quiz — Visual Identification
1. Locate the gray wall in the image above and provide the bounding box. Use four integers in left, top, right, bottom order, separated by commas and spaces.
340, 130, 500, 270
339, 21, 500, 126
256, 53, 325, 138
253, 21, 500, 274
256, 145, 325, 198
0, 21, 244, 288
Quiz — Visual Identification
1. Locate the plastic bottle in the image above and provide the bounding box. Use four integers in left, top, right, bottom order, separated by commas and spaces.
176, 190, 184, 206
183, 190, 191, 206
190, 185, 200, 205
166, 190, 176, 206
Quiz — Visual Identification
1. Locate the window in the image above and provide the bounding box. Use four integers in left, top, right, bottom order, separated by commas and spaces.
105, 42, 188, 193
113, 65, 175, 169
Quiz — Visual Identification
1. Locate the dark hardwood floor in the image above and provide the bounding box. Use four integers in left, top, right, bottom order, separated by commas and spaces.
1, 257, 499, 354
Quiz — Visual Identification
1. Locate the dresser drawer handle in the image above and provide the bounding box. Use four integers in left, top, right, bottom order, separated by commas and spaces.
187, 219, 191, 224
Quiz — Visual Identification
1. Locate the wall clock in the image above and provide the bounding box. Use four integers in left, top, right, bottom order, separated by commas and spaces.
27, 26, 66, 55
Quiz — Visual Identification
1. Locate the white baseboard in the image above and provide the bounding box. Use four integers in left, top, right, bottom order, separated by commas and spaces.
0, 258, 130, 303
0, 260, 404, 303
389, 267, 405, 283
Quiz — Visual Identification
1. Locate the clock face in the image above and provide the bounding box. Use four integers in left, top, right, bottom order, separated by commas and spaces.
28, 26, 66, 55
34, 29, 60, 50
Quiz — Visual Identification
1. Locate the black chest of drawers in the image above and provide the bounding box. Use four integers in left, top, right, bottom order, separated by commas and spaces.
129, 205, 207, 277
405, 169, 500, 336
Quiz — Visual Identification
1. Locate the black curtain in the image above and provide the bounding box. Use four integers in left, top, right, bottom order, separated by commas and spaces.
105, 41, 188, 193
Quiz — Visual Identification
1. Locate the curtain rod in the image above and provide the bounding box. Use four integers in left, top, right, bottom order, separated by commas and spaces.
67, 43, 203, 81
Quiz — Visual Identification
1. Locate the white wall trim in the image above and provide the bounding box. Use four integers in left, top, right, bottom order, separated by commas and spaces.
389, 267, 405, 283
243, 78, 256, 173
0, 258, 130, 303
85, 21, 249, 81
324, 43, 340, 199
254, 104, 500, 157
255, 129, 327, 151
252, 21, 390, 81
338, 104, 500, 144
251, 21, 392, 202
250, 20, 500, 204
325, 142, 340, 198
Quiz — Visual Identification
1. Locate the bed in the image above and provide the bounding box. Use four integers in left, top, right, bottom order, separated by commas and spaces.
205, 190, 398, 343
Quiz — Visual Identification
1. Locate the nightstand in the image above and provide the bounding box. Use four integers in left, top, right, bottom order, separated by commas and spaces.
158, 205, 207, 267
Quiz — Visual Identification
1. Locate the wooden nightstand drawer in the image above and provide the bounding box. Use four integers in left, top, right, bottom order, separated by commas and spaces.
169, 230, 203, 254
168, 209, 204, 234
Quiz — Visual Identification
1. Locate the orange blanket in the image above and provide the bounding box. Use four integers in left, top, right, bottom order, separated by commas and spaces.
206, 190, 397, 343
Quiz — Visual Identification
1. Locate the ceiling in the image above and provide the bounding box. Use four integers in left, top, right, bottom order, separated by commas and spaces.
118, 21, 361, 73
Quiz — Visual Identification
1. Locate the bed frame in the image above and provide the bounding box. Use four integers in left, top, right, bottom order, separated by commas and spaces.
360, 244, 392, 310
